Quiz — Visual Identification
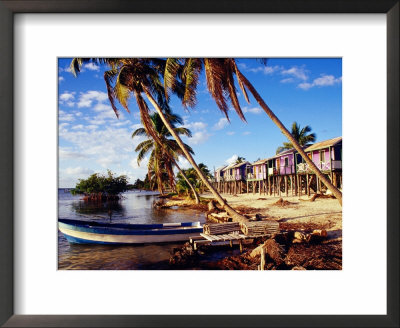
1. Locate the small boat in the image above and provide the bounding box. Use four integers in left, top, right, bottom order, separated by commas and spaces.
58, 218, 203, 245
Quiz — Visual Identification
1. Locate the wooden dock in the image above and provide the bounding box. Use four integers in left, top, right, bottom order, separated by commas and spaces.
190, 221, 280, 251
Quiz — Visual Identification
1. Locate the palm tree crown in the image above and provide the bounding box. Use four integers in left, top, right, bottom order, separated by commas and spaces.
276, 122, 316, 154
133, 112, 193, 194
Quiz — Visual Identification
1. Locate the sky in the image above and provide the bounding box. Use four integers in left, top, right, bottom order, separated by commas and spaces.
58, 58, 342, 188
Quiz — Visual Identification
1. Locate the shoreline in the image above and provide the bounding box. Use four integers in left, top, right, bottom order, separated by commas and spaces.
162, 192, 342, 270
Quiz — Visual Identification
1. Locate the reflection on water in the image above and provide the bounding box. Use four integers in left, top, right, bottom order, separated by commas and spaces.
58, 190, 206, 270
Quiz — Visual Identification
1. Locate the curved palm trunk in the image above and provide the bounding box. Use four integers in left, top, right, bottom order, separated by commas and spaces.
238, 72, 342, 206
173, 159, 200, 204
143, 87, 248, 222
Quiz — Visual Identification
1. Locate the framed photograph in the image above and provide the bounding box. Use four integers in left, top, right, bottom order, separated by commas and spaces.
1, 0, 398, 327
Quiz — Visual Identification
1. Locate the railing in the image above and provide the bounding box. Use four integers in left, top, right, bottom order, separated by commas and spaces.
297, 163, 308, 173
224, 175, 235, 181
279, 165, 295, 175
296, 160, 342, 173
247, 172, 267, 180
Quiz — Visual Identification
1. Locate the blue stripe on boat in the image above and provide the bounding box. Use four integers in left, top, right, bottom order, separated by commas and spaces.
63, 234, 125, 245
58, 219, 202, 235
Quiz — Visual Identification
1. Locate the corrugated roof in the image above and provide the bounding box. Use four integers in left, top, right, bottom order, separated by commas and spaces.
215, 165, 227, 172
305, 137, 342, 152
222, 163, 236, 171
232, 161, 250, 168
251, 158, 268, 165
275, 148, 296, 157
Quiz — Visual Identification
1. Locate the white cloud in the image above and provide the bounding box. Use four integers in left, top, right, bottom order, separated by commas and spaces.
84, 62, 100, 71
313, 75, 342, 86
280, 78, 294, 84
93, 103, 111, 112
213, 118, 229, 130
184, 121, 207, 131
112, 120, 130, 127
59, 124, 144, 169
71, 124, 84, 130
177, 156, 191, 169
130, 156, 149, 169
238, 63, 281, 75
131, 123, 142, 130
298, 82, 313, 90
298, 74, 342, 90
243, 106, 262, 114
242, 131, 251, 135
281, 66, 308, 81
59, 148, 89, 160
77, 90, 108, 108
59, 110, 75, 122
188, 131, 211, 145
64, 167, 94, 175
59, 76, 64, 82
226, 154, 238, 165
226, 131, 235, 136
59, 91, 76, 107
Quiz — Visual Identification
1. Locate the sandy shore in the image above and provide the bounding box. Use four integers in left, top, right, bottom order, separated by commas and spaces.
201, 192, 342, 239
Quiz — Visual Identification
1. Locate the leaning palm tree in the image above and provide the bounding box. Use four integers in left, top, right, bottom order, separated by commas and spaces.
276, 122, 316, 154
70, 58, 247, 220
164, 58, 342, 205
133, 112, 200, 203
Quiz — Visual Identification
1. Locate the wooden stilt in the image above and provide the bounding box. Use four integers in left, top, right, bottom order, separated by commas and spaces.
285, 176, 288, 197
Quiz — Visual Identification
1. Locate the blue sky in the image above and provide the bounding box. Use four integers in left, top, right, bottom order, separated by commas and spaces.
58, 58, 342, 187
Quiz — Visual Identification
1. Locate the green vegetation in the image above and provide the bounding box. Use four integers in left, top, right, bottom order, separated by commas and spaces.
176, 163, 213, 197
71, 170, 128, 201
276, 122, 316, 154
132, 112, 194, 195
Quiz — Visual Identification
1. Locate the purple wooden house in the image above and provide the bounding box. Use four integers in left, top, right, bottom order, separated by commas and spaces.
296, 136, 342, 188
247, 159, 267, 181
296, 137, 342, 173
275, 149, 297, 175
232, 161, 250, 181
214, 165, 226, 183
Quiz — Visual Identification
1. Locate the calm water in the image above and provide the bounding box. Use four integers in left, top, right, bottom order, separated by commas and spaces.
58, 189, 207, 270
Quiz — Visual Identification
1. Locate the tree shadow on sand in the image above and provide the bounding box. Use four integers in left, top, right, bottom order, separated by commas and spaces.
278, 211, 342, 223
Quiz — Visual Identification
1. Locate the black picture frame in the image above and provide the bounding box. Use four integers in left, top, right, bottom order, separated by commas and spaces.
0, 1, 398, 327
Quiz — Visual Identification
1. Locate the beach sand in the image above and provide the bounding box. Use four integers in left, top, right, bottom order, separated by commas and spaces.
201, 192, 342, 239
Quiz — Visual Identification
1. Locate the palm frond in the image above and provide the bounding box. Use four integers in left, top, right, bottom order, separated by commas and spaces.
182, 58, 202, 109
204, 58, 229, 120
131, 128, 147, 138
104, 69, 120, 118
232, 59, 250, 104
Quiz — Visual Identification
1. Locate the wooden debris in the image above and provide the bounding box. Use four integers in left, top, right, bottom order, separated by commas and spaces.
312, 229, 328, 237
250, 239, 285, 266
203, 222, 241, 235
273, 198, 294, 206
240, 220, 280, 236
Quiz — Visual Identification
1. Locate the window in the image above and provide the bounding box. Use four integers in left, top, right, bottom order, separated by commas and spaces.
284, 157, 289, 167
320, 151, 325, 162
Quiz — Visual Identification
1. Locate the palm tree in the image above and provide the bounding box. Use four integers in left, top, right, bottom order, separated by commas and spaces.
164, 58, 342, 205
276, 122, 316, 154
70, 58, 247, 220
133, 112, 200, 203
235, 156, 246, 164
